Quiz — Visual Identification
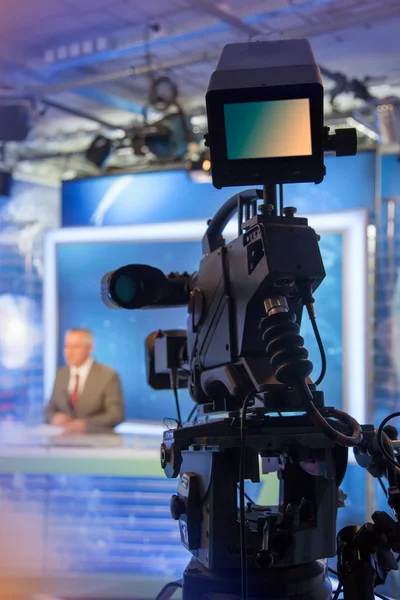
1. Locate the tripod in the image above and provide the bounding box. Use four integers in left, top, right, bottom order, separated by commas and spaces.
156, 557, 332, 600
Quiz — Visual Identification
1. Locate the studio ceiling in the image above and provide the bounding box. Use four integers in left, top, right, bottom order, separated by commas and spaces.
1, 0, 400, 182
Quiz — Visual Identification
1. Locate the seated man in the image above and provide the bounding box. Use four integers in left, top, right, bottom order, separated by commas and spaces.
45, 328, 124, 434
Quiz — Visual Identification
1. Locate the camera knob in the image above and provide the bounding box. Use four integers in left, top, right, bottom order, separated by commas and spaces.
255, 549, 274, 569
160, 443, 168, 469
170, 494, 186, 520
282, 207, 297, 218
383, 425, 398, 440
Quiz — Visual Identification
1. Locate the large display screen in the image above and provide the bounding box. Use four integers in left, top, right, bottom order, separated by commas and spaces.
224, 98, 312, 160
50, 230, 343, 421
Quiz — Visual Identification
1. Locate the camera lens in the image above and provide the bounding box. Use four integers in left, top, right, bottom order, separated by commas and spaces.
114, 274, 142, 304
101, 264, 168, 309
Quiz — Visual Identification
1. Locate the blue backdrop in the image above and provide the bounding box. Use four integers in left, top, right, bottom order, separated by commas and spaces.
60, 161, 371, 420
62, 153, 375, 228
57, 233, 343, 421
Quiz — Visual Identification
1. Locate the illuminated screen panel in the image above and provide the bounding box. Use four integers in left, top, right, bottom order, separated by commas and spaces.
224, 98, 312, 160
44, 219, 363, 422
55, 235, 342, 420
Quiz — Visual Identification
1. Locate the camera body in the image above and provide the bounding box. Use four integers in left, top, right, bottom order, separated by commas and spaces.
101, 39, 371, 600
186, 205, 325, 411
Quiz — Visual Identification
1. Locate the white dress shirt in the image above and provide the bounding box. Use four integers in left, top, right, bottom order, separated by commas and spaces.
68, 358, 94, 399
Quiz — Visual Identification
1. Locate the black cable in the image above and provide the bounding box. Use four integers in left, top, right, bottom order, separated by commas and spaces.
332, 584, 343, 600
172, 387, 182, 427
154, 580, 183, 600
244, 490, 255, 504
328, 566, 338, 576
279, 183, 284, 215
378, 477, 388, 497
328, 565, 342, 600
237, 484, 256, 506
299, 381, 362, 447
306, 303, 327, 387
377, 412, 400, 471
186, 405, 197, 423
239, 391, 256, 600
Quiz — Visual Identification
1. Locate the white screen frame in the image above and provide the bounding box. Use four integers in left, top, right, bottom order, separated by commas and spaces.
43, 210, 368, 428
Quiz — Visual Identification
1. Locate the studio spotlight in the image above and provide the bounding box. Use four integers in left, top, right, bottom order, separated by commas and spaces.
131, 110, 192, 160
85, 135, 112, 167
0, 170, 12, 197
0, 100, 32, 142
142, 122, 174, 159
148, 76, 178, 112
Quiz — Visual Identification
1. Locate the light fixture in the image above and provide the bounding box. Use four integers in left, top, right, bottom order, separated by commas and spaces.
190, 150, 211, 173
148, 76, 178, 111
202, 158, 211, 172
0, 170, 12, 196
85, 134, 112, 167
0, 97, 33, 142
131, 110, 192, 160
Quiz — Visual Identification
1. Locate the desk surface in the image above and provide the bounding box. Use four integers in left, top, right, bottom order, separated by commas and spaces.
0, 424, 162, 476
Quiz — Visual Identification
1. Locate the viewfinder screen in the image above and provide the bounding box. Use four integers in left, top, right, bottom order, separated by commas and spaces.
224, 98, 312, 160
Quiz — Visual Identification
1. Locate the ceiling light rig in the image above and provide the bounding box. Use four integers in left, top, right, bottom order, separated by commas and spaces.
83, 23, 198, 172
125, 24, 196, 163
321, 65, 400, 145
5, 44, 400, 183
67, 62, 400, 178
128, 69, 195, 162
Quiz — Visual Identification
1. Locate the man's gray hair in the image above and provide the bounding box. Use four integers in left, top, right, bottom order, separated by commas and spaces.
66, 328, 94, 345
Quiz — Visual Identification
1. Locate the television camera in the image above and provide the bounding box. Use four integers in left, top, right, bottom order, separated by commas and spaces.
101, 40, 400, 600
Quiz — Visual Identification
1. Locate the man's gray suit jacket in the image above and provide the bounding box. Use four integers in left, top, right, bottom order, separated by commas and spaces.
45, 361, 124, 433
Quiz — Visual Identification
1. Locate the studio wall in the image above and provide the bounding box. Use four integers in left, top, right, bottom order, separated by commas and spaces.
62, 152, 375, 227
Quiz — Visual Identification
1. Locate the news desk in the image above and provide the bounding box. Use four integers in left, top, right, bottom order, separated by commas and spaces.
0, 425, 396, 600
0, 425, 189, 599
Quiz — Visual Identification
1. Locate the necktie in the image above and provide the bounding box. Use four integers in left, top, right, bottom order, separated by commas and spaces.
70, 373, 80, 407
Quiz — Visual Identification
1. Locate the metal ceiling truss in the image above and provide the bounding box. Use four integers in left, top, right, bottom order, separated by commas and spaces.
1, 0, 399, 179
13, 0, 399, 114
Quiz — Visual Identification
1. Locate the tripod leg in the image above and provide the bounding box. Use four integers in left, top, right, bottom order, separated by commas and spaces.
154, 579, 183, 600
337, 527, 376, 600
